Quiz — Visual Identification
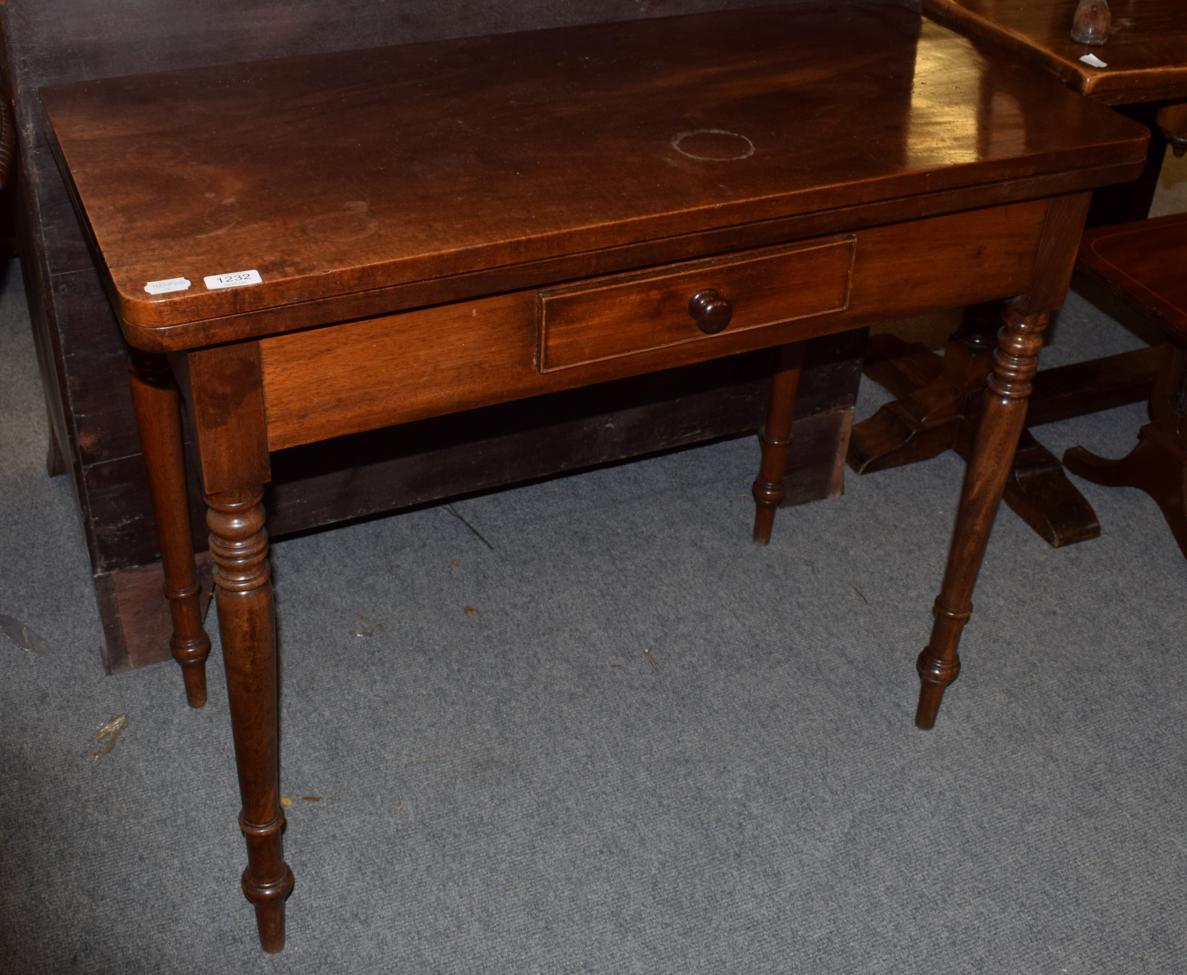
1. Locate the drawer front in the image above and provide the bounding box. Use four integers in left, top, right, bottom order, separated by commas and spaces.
537, 238, 856, 372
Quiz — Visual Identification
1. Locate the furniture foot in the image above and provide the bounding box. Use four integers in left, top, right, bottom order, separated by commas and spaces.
915, 599, 967, 729
916, 307, 1049, 729
1065, 424, 1187, 558
129, 352, 211, 708
208, 486, 293, 951
994, 431, 1100, 546
849, 324, 991, 476
847, 395, 960, 473
753, 343, 805, 544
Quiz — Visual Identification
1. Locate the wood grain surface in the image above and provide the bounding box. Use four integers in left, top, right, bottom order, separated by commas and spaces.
1078, 213, 1187, 336
43, 3, 1146, 343
923, 0, 1187, 104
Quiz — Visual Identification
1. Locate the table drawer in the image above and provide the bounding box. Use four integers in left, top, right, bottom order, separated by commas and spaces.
537, 238, 856, 372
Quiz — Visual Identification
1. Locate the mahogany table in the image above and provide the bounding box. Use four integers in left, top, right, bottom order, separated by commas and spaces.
852, 0, 1187, 547
43, 2, 1147, 952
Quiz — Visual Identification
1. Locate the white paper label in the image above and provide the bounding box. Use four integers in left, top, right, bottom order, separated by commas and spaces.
1079, 53, 1108, 68
144, 277, 191, 295
204, 269, 263, 290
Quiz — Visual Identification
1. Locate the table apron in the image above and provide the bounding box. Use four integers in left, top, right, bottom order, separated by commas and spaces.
257, 199, 1050, 452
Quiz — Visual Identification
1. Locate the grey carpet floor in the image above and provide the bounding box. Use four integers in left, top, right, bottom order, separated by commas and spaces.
3, 161, 1187, 973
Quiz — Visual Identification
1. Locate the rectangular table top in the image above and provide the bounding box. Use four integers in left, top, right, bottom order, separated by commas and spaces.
43, 2, 1146, 344
923, 0, 1187, 104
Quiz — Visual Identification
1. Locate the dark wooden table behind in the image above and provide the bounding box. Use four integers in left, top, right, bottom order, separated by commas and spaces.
0, 0, 870, 673
848, 0, 1187, 548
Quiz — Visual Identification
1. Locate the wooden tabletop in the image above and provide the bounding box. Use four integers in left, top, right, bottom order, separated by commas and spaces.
923, 0, 1187, 104
43, 2, 1147, 344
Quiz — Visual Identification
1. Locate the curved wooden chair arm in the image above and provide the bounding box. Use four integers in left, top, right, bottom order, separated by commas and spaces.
1157, 102, 1187, 159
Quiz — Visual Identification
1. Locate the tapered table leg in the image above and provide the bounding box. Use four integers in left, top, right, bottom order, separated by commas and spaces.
915, 307, 1050, 729
752, 343, 805, 544
129, 351, 211, 708
207, 486, 293, 951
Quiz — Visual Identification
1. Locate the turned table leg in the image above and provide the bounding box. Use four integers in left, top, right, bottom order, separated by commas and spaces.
752, 343, 805, 544
185, 342, 293, 950
208, 486, 293, 951
916, 306, 1050, 729
128, 351, 211, 708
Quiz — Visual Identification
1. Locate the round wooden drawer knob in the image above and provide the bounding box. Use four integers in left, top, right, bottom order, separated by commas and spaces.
688, 289, 733, 334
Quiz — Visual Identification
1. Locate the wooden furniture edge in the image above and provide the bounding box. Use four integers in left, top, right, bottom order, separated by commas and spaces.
922, 0, 1187, 104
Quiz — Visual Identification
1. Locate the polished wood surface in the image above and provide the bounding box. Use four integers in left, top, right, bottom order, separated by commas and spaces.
44, 4, 1144, 347
1078, 214, 1187, 332
44, 3, 1149, 951
1066, 213, 1187, 555
537, 239, 854, 372
923, 0, 1187, 104
856, 1, 1187, 549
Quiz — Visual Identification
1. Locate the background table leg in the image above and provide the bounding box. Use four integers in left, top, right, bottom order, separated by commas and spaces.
752, 343, 805, 545
128, 351, 211, 708
207, 485, 293, 952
